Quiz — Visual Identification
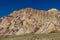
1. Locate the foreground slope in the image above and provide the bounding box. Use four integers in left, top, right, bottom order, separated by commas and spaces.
0, 33, 60, 40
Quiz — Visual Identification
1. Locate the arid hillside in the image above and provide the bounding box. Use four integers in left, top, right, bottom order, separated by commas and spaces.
0, 8, 60, 36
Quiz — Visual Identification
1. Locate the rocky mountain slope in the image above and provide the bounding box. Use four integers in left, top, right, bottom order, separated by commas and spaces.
0, 8, 60, 36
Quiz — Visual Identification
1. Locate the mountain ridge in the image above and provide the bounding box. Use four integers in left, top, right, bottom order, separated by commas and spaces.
0, 8, 60, 36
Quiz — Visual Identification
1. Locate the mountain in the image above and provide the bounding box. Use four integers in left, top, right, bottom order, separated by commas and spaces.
0, 8, 60, 36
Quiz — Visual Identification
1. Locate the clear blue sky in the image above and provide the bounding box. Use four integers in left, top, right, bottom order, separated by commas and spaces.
0, 0, 60, 17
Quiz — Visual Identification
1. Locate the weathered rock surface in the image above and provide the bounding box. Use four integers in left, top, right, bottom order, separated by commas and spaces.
0, 8, 60, 35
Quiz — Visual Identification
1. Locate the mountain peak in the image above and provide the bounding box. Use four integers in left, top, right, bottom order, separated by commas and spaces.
48, 8, 58, 12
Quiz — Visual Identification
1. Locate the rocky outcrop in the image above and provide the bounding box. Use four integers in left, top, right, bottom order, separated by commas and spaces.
0, 8, 60, 35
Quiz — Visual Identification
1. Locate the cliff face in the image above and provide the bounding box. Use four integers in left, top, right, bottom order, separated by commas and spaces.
0, 8, 60, 35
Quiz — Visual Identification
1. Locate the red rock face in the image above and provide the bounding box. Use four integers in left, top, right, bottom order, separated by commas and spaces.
0, 8, 60, 36
0, 19, 2, 23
